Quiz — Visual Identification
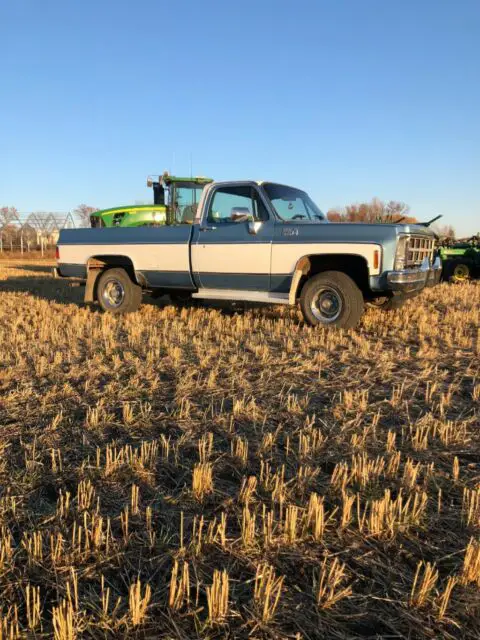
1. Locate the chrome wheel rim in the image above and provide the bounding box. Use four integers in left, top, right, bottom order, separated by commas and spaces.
311, 287, 343, 323
102, 279, 125, 309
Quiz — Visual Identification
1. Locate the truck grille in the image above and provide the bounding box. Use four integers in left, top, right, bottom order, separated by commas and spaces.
405, 236, 435, 267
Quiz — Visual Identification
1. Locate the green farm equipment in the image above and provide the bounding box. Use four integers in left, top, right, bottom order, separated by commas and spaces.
90, 173, 213, 228
89, 204, 168, 228
438, 235, 480, 282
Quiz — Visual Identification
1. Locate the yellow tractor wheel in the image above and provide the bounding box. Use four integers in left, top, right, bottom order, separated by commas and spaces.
451, 262, 471, 282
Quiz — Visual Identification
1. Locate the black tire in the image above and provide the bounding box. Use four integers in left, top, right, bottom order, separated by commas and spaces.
300, 271, 364, 329
369, 295, 406, 311
96, 268, 142, 314
444, 260, 471, 283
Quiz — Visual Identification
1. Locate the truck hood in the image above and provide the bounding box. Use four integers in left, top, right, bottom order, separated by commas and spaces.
278, 222, 436, 272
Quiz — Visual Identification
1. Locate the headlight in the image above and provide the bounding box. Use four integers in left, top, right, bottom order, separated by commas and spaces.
394, 236, 409, 270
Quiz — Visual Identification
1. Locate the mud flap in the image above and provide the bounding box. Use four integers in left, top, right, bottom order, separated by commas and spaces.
288, 257, 311, 305
84, 268, 102, 303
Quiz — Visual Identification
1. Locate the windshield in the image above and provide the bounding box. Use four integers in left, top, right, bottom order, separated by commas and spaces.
262, 183, 326, 222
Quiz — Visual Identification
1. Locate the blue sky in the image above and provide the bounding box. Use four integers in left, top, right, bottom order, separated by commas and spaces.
1, 0, 479, 235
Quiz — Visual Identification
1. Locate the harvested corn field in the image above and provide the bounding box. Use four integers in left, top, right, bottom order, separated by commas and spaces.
0, 260, 479, 639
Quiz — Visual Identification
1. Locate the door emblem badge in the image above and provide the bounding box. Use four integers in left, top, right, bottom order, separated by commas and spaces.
282, 227, 299, 237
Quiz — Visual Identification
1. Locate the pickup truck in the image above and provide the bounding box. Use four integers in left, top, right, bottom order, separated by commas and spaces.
55, 180, 442, 328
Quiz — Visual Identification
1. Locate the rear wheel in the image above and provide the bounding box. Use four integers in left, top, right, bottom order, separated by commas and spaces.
97, 268, 142, 314
300, 271, 364, 329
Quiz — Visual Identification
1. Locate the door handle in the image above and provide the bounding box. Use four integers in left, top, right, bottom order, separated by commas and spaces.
200, 226, 217, 231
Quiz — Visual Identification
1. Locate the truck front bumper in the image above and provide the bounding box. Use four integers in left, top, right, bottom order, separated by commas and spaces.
386, 256, 442, 292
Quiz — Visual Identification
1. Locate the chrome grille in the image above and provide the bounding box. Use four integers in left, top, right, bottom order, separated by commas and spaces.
405, 235, 435, 267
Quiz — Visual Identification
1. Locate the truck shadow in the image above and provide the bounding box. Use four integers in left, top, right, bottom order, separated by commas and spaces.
0, 275, 86, 305
1, 263, 54, 274
0, 275, 177, 310
0, 273, 301, 322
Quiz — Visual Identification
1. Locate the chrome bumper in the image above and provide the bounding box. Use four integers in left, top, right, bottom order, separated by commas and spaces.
386, 257, 442, 292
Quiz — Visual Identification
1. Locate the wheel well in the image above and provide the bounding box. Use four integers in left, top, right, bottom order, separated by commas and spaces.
85, 256, 141, 303
297, 254, 371, 298
87, 255, 138, 284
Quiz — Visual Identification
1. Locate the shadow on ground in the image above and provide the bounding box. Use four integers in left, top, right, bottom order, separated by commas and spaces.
0, 272, 193, 312
1, 263, 55, 274
0, 266, 302, 322
0, 275, 86, 305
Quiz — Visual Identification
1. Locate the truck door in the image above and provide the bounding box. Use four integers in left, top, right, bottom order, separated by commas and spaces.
191, 184, 274, 290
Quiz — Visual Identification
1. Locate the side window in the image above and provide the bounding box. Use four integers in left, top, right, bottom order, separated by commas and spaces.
174, 186, 204, 224
207, 186, 269, 224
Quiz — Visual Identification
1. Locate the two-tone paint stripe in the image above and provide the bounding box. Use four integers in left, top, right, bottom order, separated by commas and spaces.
59, 234, 381, 292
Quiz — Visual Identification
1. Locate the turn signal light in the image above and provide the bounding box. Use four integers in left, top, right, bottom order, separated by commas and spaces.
55, 246, 60, 260
373, 250, 379, 270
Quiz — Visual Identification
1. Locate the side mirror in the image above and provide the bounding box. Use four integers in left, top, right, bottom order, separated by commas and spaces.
230, 207, 251, 223
248, 216, 262, 235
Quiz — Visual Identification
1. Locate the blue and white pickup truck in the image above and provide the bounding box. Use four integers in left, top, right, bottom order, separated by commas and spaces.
55, 180, 441, 328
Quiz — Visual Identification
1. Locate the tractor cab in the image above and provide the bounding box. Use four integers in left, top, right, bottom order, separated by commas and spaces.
89, 173, 213, 228
147, 173, 213, 225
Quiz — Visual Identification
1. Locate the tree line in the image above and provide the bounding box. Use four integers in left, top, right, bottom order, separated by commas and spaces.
326, 198, 455, 238
1, 200, 456, 239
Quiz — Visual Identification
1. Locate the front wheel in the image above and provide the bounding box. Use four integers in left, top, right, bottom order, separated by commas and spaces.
97, 268, 142, 314
300, 271, 364, 329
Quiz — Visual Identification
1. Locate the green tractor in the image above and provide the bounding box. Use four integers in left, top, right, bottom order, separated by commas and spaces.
89, 173, 213, 228
438, 234, 480, 282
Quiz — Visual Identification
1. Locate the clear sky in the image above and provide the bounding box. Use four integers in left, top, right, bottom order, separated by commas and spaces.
1, 0, 479, 235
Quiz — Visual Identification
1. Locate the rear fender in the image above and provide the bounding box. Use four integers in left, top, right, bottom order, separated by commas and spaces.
84, 256, 138, 302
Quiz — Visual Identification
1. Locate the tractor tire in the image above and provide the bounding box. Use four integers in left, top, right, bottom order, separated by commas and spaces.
445, 260, 471, 282
97, 268, 142, 314
300, 271, 364, 329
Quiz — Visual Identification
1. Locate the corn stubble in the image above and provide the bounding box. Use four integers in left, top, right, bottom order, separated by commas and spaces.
0, 260, 479, 638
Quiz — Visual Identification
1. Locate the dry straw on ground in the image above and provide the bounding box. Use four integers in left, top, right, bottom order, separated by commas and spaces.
0, 259, 479, 638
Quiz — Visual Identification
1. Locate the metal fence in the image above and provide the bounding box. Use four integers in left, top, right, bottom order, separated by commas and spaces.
0, 210, 77, 255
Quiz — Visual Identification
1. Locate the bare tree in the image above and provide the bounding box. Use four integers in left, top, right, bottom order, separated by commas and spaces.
327, 198, 417, 224
0, 206, 19, 226
74, 204, 99, 227
433, 224, 456, 240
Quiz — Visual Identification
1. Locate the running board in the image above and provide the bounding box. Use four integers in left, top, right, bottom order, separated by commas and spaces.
192, 289, 290, 305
